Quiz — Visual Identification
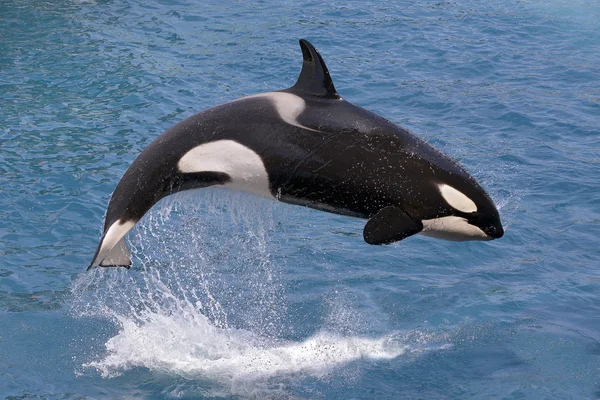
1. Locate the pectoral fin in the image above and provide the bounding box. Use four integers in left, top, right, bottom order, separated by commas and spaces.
363, 206, 423, 245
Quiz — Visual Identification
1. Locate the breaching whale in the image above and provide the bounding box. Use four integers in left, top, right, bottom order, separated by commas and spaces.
89, 39, 503, 269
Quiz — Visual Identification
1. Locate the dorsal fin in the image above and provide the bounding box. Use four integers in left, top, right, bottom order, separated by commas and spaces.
290, 39, 340, 99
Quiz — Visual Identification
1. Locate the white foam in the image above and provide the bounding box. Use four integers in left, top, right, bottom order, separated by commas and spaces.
84, 306, 406, 382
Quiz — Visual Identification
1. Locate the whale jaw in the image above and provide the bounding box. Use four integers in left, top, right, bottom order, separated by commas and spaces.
420, 216, 491, 241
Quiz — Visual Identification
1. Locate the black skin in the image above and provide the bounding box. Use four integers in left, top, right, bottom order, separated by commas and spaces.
98, 39, 503, 256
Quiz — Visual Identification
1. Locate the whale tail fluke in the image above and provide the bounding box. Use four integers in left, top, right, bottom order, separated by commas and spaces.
88, 238, 132, 270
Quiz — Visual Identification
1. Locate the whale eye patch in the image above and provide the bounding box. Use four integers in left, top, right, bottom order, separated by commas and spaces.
437, 184, 478, 213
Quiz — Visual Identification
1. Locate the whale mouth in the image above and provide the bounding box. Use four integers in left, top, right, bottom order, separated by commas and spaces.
483, 224, 504, 239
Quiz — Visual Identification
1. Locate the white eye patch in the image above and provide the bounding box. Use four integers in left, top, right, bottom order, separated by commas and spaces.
438, 183, 477, 213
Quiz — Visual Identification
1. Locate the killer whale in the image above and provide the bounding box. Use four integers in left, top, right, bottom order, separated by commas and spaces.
89, 39, 503, 269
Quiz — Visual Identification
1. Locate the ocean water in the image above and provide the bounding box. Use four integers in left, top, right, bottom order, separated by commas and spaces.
1, 0, 599, 398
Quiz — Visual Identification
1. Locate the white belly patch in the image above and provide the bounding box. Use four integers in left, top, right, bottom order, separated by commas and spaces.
178, 139, 274, 199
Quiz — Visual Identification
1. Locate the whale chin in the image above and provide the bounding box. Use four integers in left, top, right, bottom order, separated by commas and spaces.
420, 216, 491, 241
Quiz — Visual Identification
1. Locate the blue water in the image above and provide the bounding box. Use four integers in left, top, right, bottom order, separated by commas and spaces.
1, 0, 599, 398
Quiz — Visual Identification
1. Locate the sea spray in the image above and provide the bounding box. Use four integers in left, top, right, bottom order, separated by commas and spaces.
71, 189, 440, 396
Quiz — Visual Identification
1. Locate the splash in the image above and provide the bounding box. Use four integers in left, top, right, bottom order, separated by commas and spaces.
84, 304, 406, 381
72, 190, 443, 396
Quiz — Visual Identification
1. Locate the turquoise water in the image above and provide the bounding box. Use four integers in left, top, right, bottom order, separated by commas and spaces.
1, 0, 599, 398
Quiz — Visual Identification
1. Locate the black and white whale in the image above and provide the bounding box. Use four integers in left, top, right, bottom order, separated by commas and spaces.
89, 39, 503, 269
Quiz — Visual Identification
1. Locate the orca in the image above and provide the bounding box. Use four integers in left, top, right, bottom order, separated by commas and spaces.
89, 39, 503, 269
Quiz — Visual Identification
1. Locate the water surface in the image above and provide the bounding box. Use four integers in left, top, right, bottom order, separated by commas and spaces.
1, 0, 599, 398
